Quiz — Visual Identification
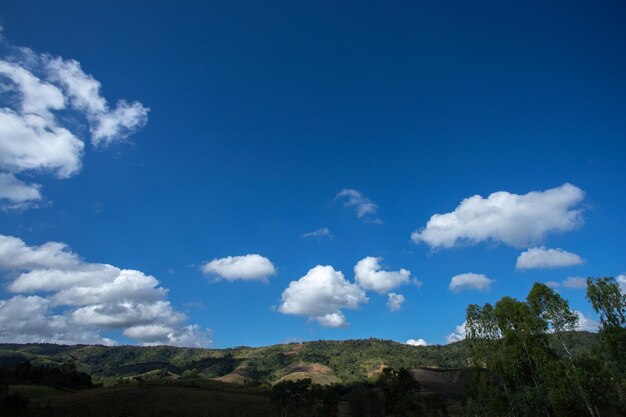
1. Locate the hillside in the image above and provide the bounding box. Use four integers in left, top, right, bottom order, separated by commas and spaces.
0, 332, 599, 386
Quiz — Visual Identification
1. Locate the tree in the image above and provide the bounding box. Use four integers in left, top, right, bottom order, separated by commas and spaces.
586, 277, 626, 413
464, 283, 608, 417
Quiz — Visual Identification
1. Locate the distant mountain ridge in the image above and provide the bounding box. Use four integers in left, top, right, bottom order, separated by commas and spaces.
0, 332, 599, 385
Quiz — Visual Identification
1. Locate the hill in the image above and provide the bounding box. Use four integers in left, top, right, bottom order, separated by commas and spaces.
0, 332, 599, 386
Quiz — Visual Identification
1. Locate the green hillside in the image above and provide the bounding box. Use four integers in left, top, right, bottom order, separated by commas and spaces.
0, 332, 599, 385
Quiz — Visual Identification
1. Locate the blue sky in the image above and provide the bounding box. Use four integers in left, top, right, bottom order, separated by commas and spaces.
0, 0, 625, 348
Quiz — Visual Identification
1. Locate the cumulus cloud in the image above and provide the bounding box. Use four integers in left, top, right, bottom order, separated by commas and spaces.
449, 273, 494, 293
412, 184, 584, 248
0, 234, 209, 347
303, 227, 332, 239
335, 189, 381, 223
387, 293, 405, 312
406, 338, 428, 346
201, 254, 276, 282
354, 257, 411, 294
516, 247, 584, 270
0, 40, 148, 208
315, 312, 348, 328
278, 265, 368, 328
446, 322, 467, 343
575, 311, 599, 332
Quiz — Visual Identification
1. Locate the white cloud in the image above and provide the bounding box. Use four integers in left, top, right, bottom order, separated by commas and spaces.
406, 338, 428, 346
0, 234, 209, 347
563, 277, 587, 289
575, 311, 599, 332
386, 293, 405, 312
335, 189, 381, 223
0, 173, 41, 208
0, 234, 80, 270
44, 56, 148, 146
545, 281, 561, 288
315, 312, 348, 328
412, 184, 584, 248
449, 273, 494, 293
0, 295, 116, 345
446, 322, 466, 343
516, 247, 584, 270
0, 40, 148, 208
278, 265, 368, 328
303, 227, 332, 239
354, 257, 411, 294
201, 254, 276, 282
123, 324, 210, 347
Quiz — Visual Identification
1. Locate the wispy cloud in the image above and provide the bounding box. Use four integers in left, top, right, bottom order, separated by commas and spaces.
303, 227, 333, 239
335, 189, 381, 223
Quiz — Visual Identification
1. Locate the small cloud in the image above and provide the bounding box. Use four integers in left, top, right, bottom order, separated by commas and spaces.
449, 273, 494, 293
201, 254, 276, 282
386, 293, 405, 312
303, 227, 333, 239
281, 337, 303, 344
0, 173, 42, 210
562, 276, 587, 289
516, 247, 584, 270
315, 312, 348, 328
335, 189, 381, 223
183, 302, 205, 311
412, 278, 423, 288
446, 322, 466, 343
545, 281, 561, 288
406, 338, 428, 346
354, 257, 411, 294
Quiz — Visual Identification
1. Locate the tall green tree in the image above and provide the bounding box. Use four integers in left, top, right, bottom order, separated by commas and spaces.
464, 282, 611, 417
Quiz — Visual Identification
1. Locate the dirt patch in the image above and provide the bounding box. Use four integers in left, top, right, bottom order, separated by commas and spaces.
280, 362, 332, 374
214, 367, 254, 385
366, 363, 387, 378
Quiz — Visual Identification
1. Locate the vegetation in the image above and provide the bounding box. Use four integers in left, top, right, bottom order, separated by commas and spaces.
0, 360, 92, 389
463, 277, 625, 417
0, 278, 619, 416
